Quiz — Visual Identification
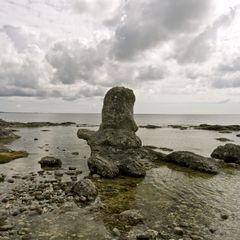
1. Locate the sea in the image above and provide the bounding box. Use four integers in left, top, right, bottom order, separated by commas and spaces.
1, 113, 240, 239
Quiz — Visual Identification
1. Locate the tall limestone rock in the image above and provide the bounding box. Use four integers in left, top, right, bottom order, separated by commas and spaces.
77, 86, 160, 178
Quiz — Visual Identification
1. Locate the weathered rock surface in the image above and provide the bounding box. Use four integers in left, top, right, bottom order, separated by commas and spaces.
77, 87, 161, 178
100, 87, 138, 132
119, 209, 143, 226
0, 128, 19, 143
72, 179, 98, 202
39, 156, 62, 168
164, 151, 219, 173
211, 143, 240, 164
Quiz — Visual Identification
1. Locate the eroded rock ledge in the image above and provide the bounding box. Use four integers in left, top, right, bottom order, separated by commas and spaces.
78, 86, 220, 177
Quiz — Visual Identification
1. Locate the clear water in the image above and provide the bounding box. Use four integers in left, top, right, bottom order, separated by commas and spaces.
1, 113, 240, 239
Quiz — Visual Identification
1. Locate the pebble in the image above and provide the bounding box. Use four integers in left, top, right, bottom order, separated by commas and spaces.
136, 229, 158, 240
69, 167, 76, 170
71, 152, 79, 155
190, 234, 201, 240
7, 179, 14, 183
221, 213, 229, 220
112, 227, 121, 237
0, 225, 14, 231
173, 227, 184, 236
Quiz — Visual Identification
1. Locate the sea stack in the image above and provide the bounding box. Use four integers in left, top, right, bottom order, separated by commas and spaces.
77, 86, 147, 178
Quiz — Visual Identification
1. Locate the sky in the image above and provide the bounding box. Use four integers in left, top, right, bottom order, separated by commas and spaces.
0, 0, 240, 114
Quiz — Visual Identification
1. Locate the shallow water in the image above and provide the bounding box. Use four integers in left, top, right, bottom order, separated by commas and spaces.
1, 113, 240, 239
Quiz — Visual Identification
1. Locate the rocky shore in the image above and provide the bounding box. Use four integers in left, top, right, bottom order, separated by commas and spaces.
1, 86, 240, 239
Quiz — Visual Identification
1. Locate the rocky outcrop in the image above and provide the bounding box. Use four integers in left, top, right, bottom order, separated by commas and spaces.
39, 156, 62, 168
164, 151, 219, 173
193, 124, 240, 132
77, 87, 165, 178
0, 128, 19, 143
0, 119, 75, 128
211, 143, 240, 164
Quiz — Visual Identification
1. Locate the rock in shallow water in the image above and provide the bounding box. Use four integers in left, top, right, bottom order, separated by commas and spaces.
77, 87, 148, 178
72, 179, 98, 202
164, 151, 219, 173
39, 156, 62, 168
211, 143, 240, 164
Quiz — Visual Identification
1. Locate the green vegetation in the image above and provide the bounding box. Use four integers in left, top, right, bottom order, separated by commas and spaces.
0, 150, 28, 164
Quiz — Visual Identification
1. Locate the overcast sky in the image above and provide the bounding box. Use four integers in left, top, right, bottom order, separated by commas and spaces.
0, 0, 240, 114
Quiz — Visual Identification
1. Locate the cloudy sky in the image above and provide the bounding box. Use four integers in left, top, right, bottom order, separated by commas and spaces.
0, 0, 240, 113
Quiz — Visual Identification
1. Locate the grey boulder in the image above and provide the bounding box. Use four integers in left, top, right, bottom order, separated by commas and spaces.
211, 143, 240, 164
164, 151, 219, 173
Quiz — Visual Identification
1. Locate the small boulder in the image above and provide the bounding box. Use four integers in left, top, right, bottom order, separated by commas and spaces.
211, 144, 240, 164
119, 209, 143, 226
39, 156, 62, 168
136, 229, 158, 240
164, 151, 219, 173
88, 154, 119, 178
72, 179, 98, 202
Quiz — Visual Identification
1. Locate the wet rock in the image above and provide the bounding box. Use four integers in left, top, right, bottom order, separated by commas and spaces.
119, 209, 143, 226
0, 173, 6, 182
72, 179, 98, 202
0, 224, 14, 231
194, 124, 240, 132
71, 152, 79, 155
39, 156, 62, 168
54, 170, 64, 177
119, 159, 146, 177
77, 87, 164, 178
0, 119, 76, 128
7, 179, 14, 183
168, 125, 188, 130
221, 213, 229, 220
0, 211, 8, 223
136, 229, 158, 240
190, 234, 201, 240
112, 227, 121, 237
92, 174, 100, 179
211, 144, 240, 164
139, 125, 161, 129
216, 138, 233, 142
100, 87, 138, 132
165, 151, 219, 173
0, 128, 20, 143
68, 167, 76, 170
88, 154, 119, 178
173, 226, 184, 236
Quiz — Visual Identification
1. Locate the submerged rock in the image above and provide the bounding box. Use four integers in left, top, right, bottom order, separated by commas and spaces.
164, 151, 219, 173
39, 156, 62, 168
211, 143, 240, 164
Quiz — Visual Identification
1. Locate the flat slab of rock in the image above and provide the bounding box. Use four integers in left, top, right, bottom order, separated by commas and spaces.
164, 151, 219, 173
211, 143, 240, 164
